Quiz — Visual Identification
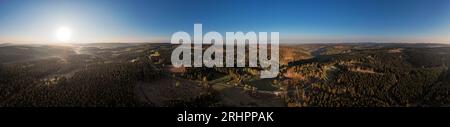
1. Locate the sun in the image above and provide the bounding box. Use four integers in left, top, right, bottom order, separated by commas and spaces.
55, 26, 72, 42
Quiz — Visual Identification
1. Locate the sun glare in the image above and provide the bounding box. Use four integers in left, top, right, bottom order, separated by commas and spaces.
55, 26, 72, 42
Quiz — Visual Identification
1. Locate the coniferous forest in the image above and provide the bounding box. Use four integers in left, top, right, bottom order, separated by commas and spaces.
0, 43, 448, 107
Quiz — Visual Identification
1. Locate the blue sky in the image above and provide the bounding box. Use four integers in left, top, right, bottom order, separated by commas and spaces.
0, 0, 449, 43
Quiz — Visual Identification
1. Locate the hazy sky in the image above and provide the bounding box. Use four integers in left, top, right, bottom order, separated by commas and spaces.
0, 0, 449, 43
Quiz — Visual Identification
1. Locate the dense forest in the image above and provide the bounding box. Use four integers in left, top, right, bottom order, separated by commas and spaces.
0, 43, 449, 107
281, 47, 450, 107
